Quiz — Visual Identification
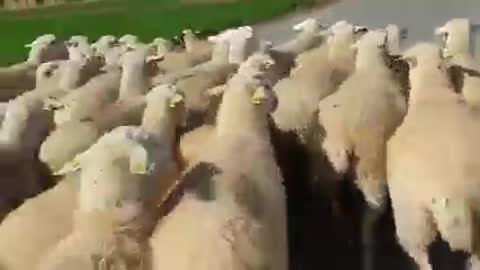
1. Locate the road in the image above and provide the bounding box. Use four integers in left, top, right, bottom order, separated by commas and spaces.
254, 0, 480, 55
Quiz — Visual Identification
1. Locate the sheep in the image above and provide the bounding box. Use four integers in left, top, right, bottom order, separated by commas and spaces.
267, 19, 368, 220
40, 48, 163, 174
386, 42, 480, 270
153, 26, 258, 131
0, 88, 56, 220
322, 20, 370, 88
435, 18, 480, 107
317, 30, 408, 270
37, 84, 186, 270
0, 34, 69, 98
0, 172, 79, 270
149, 52, 287, 270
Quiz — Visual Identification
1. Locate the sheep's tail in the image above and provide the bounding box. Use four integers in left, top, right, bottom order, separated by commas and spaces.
430, 197, 477, 253
354, 137, 388, 210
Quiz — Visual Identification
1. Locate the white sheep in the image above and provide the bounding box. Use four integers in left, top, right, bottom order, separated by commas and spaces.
149, 52, 288, 270
37, 84, 186, 270
318, 29, 408, 270
387, 42, 480, 270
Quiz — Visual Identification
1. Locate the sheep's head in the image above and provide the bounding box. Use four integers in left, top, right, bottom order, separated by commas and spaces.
91, 35, 118, 54
181, 29, 201, 41
292, 17, 327, 34
208, 26, 255, 64
322, 21, 368, 45
65, 35, 89, 48
118, 34, 139, 46
141, 84, 187, 139
36, 61, 61, 82
150, 37, 174, 54
118, 47, 164, 75
352, 29, 387, 51
237, 53, 275, 79
435, 18, 471, 56
25, 34, 68, 64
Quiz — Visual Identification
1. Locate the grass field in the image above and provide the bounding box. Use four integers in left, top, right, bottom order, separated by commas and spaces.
0, 0, 318, 65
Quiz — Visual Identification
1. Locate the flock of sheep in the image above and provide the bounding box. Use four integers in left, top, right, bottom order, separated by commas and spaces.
0, 15, 478, 270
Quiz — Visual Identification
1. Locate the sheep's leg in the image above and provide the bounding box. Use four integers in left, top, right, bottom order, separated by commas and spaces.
321, 134, 349, 175
390, 190, 436, 270
355, 140, 390, 270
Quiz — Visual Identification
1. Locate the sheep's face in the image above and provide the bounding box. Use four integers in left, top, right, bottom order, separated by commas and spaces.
36, 61, 61, 83
119, 47, 162, 73
25, 34, 56, 49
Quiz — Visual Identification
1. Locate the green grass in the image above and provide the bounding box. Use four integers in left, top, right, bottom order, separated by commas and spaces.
0, 0, 317, 65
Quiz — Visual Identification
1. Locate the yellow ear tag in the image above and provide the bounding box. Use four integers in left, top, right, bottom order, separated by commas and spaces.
129, 145, 149, 175
169, 93, 184, 108
252, 86, 267, 105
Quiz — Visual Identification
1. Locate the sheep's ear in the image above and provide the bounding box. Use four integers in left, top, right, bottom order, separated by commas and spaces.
145, 55, 164, 64
54, 159, 80, 175
169, 91, 185, 108
42, 98, 64, 111
206, 84, 227, 97
129, 144, 151, 175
